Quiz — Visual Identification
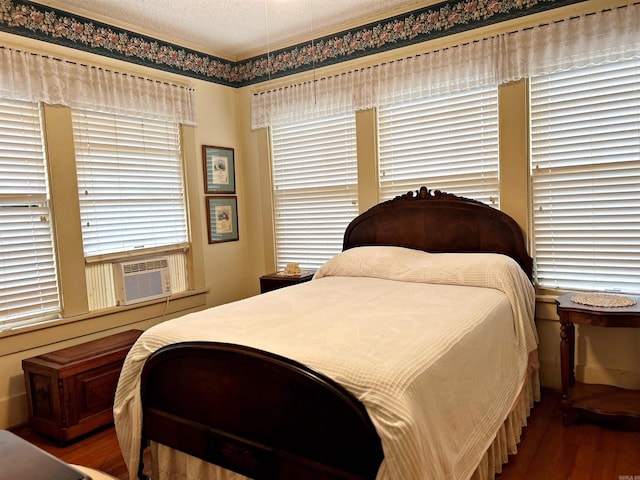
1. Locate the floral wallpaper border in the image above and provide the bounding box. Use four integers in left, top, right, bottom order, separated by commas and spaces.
0, 0, 584, 87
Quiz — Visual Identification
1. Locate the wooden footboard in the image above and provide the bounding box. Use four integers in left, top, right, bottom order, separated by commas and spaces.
138, 342, 384, 480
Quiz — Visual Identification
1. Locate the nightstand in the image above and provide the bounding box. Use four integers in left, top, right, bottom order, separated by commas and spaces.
556, 292, 640, 430
259, 270, 315, 293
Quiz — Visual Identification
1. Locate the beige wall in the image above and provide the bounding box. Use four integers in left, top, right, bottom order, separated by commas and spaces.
2, 0, 639, 430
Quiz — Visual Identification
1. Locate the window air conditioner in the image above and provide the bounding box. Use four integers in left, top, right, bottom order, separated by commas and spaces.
114, 257, 171, 305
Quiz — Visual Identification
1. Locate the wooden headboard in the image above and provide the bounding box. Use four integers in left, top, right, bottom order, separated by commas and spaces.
343, 187, 533, 279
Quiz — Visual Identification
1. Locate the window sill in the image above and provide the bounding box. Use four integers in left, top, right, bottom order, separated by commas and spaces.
0, 288, 208, 357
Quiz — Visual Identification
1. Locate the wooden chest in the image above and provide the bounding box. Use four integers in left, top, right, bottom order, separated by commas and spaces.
22, 329, 142, 443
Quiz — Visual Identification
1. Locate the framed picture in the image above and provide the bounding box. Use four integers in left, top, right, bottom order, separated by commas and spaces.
206, 196, 239, 244
203, 145, 235, 194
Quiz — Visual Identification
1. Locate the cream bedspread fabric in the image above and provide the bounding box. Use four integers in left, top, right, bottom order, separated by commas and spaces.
114, 247, 537, 480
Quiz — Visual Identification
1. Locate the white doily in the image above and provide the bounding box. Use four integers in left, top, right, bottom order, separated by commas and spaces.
571, 293, 636, 308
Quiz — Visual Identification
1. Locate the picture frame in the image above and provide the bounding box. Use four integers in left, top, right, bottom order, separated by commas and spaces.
202, 145, 235, 194
206, 196, 239, 244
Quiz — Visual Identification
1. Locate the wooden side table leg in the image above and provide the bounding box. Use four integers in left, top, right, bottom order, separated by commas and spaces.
569, 323, 576, 387
559, 321, 574, 426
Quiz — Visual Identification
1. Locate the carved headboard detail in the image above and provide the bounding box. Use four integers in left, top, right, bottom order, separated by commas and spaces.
343, 187, 533, 279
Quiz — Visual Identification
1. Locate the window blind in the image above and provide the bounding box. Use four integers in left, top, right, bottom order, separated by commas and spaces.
530, 58, 640, 294
72, 109, 188, 257
0, 98, 59, 329
378, 87, 499, 205
270, 113, 358, 270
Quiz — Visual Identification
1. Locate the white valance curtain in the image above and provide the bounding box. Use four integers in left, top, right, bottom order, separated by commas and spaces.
0, 47, 197, 125
251, 39, 497, 129
251, 2, 640, 129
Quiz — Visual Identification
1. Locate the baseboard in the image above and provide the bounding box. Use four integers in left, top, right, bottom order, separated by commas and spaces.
577, 365, 640, 390
538, 359, 640, 391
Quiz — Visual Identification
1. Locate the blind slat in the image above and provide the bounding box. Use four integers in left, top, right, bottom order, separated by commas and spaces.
72, 109, 188, 257
0, 98, 60, 329
531, 58, 640, 294
271, 114, 358, 270
378, 87, 499, 207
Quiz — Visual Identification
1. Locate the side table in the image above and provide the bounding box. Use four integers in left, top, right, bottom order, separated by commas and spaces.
259, 270, 315, 293
556, 292, 640, 430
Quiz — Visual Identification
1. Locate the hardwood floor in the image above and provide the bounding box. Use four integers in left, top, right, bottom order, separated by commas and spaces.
10, 388, 640, 479
498, 390, 640, 479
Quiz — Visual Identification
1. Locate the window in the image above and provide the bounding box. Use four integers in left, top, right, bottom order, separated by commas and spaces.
0, 98, 59, 329
378, 87, 499, 205
72, 109, 188, 257
530, 58, 640, 294
270, 113, 358, 270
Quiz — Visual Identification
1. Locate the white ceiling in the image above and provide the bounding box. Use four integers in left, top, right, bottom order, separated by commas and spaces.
51, 0, 425, 60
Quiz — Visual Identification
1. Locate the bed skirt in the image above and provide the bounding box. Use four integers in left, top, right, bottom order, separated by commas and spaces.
471, 367, 541, 480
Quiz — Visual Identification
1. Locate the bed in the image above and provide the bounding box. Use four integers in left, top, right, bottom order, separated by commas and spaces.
114, 186, 540, 480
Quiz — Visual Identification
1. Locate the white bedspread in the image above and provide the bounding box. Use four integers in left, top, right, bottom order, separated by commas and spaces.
114, 247, 537, 480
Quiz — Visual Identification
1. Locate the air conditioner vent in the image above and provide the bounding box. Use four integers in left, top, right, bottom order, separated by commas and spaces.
122, 258, 168, 274
114, 257, 171, 306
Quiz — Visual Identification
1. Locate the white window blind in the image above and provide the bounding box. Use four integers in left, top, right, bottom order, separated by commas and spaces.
530, 59, 640, 294
378, 87, 499, 205
72, 109, 188, 257
271, 113, 358, 270
0, 98, 59, 329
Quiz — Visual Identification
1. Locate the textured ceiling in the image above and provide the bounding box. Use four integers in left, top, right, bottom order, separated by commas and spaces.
51, 0, 426, 60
